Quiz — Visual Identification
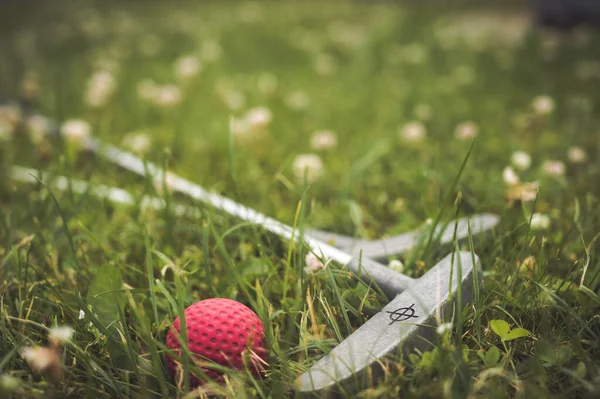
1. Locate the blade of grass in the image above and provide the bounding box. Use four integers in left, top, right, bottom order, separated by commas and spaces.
421, 138, 477, 259
324, 261, 353, 337
202, 219, 215, 296
467, 220, 482, 343
145, 230, 160, 328
174, 271, 190, 393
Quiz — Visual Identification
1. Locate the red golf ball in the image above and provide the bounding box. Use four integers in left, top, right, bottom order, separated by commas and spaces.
165, 298, 267, 385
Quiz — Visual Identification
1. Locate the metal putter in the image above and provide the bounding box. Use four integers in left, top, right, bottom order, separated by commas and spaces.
307, 213, 498, 262
296, 251, 481, 396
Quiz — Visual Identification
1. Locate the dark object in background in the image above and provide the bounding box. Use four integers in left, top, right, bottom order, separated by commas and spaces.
534, 0, 600, 30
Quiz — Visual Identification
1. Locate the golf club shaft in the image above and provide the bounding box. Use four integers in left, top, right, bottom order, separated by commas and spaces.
11, 162, 415, 297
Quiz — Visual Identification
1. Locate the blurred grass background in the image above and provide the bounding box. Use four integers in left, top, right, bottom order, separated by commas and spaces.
1, 0, 600, 398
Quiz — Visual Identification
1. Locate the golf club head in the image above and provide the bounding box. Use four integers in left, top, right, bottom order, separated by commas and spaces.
297, 251, 481, 397
307, 214, 499, 261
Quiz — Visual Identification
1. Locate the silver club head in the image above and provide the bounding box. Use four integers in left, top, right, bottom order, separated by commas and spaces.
297, 251, 481, 396
307, 214, 499, 261
307, 214, 498, 299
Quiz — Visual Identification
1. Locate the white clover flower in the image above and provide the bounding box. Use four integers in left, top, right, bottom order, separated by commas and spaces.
389, 259, 404, 274
60, 119, 91, 145
503, 166, 520, 186
257, 73, 277, 95
506, 181, 539, 203
21, 346, 60, 372
567, 146, 587, 163
530, 213, 550, 230
413, 104, 432, 121
532, 95, 555, 115
310, 130, 337, 150
84, 70, 117, 108
26, 115, 50, 144
436, 322, 453, 335
285, 90, 310, 110
245, 106, 272, 130
542, 160, 566, 177
293, 153, 324, 183
153, 84, 182, 108
48, 325, 74, 344
454, 121, 478, 141
520, 183, 539, 202
304, 252, 326, 273
174, 55, 201, 80
400, 121, 426, 143
511, 151, 532, 171
122, 131, 151, 154
137, 79, 158, 101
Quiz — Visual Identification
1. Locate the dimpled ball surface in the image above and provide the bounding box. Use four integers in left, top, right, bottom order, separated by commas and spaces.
165, 298, 267, 383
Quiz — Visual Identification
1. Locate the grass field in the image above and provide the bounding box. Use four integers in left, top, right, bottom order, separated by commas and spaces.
1, 0, 600, 398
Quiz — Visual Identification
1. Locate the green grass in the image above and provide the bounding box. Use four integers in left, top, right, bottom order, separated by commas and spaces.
1, 0, 600, 397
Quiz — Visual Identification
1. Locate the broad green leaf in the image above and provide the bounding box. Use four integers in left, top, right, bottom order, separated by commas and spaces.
86, 265, 131, 369
106, 336, 132, 370
476, 350, 486, 362
484, 346, 500, 366
503, 328, 531, 341
86, 265, 124, 330
490, 319, 510, 340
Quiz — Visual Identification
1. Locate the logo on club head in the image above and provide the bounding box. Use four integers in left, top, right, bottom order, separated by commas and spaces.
386, 304, 418, 325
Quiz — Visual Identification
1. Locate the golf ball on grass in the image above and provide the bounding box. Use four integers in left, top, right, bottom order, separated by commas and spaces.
165, 298, 268, 385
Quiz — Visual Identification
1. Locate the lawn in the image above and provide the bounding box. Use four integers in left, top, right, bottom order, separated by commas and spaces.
1, 0, 599, 398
